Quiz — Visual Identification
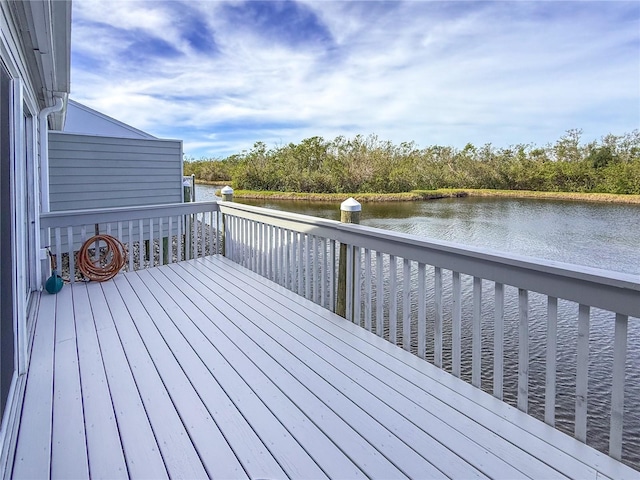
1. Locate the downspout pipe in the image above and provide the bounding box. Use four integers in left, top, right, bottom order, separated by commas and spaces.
36, 96, 64, 289
38, 96, 64, 213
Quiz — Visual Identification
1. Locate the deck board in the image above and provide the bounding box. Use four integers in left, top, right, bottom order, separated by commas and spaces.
211, 255, 635, 480
172, 261, 483, 479
51, 285, 89, 479
85, 281, 168, 479
197, 258, 556, 479
11, 255, 640, 479
101, 280, 209, 479
69, 285, 127, 479
208, 257, 592, 478
149, 266, 377, 478
12, 293, 56, 479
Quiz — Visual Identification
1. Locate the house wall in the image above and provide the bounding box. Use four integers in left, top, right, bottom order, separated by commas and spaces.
64, 99, 156, 139
0, 1, 68, 473
48, 132, 183, 211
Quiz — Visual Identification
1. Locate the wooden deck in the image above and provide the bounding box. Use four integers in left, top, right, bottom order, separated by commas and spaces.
10, 255, 639, 479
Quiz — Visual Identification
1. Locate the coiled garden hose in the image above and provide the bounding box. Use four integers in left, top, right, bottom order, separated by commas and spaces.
77, 234, 126, 282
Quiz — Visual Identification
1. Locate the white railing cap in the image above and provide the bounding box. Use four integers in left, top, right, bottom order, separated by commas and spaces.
341, 197, 361, 212
221, 186, 234, 195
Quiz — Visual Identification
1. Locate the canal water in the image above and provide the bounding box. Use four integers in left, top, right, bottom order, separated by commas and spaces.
197, 184, 640, 468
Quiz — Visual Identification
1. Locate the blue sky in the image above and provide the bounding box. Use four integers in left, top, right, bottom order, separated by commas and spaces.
71, 1, 640, 158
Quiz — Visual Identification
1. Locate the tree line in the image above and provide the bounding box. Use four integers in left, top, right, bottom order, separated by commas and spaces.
183, 129, 640, 195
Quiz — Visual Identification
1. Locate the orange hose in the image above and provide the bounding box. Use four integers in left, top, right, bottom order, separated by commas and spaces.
77, 234, 126, 282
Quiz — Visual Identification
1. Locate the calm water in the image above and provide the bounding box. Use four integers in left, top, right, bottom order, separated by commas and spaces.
197, 184, 640, 468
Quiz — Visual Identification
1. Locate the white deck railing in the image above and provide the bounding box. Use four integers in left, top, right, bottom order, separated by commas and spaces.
218, 200, 640, 463
38, 198, 640, 463
40, 202, 220, 283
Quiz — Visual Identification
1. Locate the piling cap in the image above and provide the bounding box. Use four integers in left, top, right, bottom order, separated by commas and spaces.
341, 197, 361, 212
221, 186, 234, 195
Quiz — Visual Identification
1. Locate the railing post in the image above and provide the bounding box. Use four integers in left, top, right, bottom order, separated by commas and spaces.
220, 186, 233, 257
336, 198, 361, 318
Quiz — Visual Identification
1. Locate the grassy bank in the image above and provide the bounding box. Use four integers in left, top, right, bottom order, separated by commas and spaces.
225, 188, 640, 204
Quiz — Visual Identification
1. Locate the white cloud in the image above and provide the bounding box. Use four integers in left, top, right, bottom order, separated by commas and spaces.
70, 0, 640, 157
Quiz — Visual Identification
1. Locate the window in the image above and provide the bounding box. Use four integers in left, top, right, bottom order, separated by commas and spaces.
0, 62, 15, 419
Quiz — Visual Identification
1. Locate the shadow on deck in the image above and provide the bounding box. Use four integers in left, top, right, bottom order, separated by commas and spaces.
10, 256, 639, 479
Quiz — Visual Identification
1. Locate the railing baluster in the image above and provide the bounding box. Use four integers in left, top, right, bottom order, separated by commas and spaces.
168, 216, 173, 264
208, 211, 215, 256
389, 255, 397, 345
235, 217, 240, 262
418, 263, 426, 359
272, 225, 278, 282
610, 313, 628, 459
200, 211, 205, 257
282, 228, 287, 286
575, 304, 590, 442
494, 282, 504, 400
313, 236, 319, 302
364, 248, 372, 332
128, 220, 135, 270
247, 219, 252, 270
138, 219, 144, 269
346, 244, 353, 323
472, 276, 482, 388
452, 271, 461, 377
278, 227, 284, 285
228, 215, 234, 261
236, 217, 242, 264
65, 226, 74, 283
545, 296, 558, 425
305, 235, 311, 300
280, 227, 285, 284
149, 218, 154, 268
117, 221, 123, 253
227, 216, 232, 261
261, 222, 267, 277
284, 229, 290, 289
238, 217, 243, 264
186, 213, 192, 261
297, 232, 303, 295
402, 258, 411, 351
434, 267, 442, 368
329, 239, 336, 312
177, 217, 183, 263
192, 213, 198, 260
376, 251, 383, 337
246, 217, 250, 265
293, 230, 298, 292
251, 221, 257, 272
250, 219, 255, 268
273, 224, 278, 280
321, 238, 327, 308
266, 224, 272, 279
54, 228, 62, 275
518, 288, 529, 413
158, 217, 164, 266
353, 246, 362, 325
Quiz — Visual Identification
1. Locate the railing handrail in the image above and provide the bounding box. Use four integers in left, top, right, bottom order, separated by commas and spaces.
40, 201, 220, 228
219, 201, 640, 318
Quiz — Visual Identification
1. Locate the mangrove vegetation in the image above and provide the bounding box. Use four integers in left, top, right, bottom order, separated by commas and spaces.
184, 129, 640, 195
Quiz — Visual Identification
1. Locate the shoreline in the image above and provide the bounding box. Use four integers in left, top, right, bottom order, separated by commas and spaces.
195, 182, 640, 204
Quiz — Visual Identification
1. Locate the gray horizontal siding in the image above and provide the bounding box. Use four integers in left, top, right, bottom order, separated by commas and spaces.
49, 132, 183, 212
